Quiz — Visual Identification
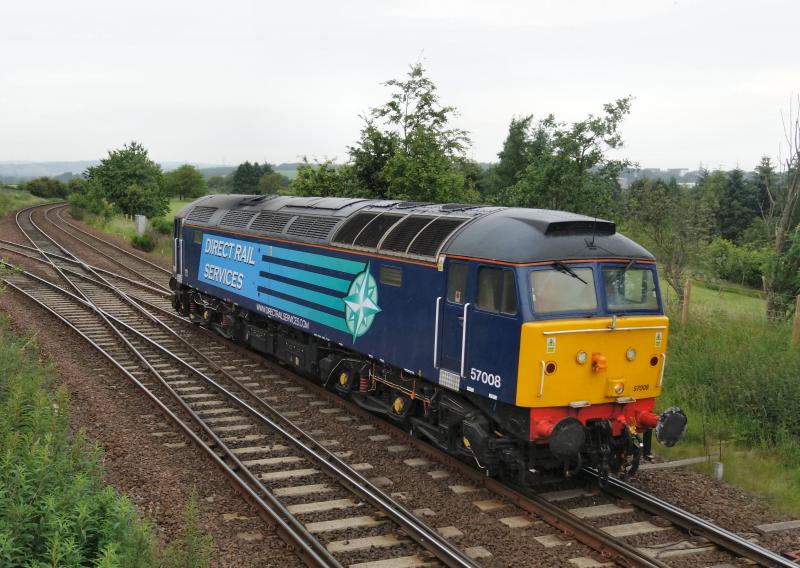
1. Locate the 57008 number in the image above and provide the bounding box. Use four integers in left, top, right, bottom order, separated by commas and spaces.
469, 368, 502, 388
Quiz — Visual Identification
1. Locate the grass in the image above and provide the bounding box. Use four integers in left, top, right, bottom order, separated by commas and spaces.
656, 282, 800, 514
0, 190, 50, 218
657, 442, 800, 515
78, 198, 194, 261
689, 281, 766, 321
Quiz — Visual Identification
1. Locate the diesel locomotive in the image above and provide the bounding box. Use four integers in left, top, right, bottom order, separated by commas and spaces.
170, 194, 687, 481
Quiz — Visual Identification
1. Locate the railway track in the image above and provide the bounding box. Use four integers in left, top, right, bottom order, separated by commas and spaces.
5, 204, 485, 568
2, 202, 798, 567
41, 203, 171, 291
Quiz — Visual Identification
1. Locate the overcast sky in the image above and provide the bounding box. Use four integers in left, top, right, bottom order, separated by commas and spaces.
1, 0, 798, 170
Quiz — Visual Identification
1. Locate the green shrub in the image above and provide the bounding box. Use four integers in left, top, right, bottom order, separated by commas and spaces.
68, 186, 114, 219
0, 314, 157, 567
162, 493, 213, 568
663, 306, 800, 466
150, 216, 173, 235
131, 232, 156, 252
701, 237, 767, 288
69, 205, 85, 220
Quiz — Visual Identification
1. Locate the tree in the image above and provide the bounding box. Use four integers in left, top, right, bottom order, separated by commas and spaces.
293, 159, 364, 197
760, 98, 800, 319
257, 172, 291, 194
716, 169, 759, 242
753, 157, 778, 220
164, 165, 207, 200
232, 162, 273, 194
499, 98, 634, 216
481, 115, 536, 197
207, 175, 230, 193
293, 63, 479, 203
84, 141, 167, 217
626, 178, 711, 303
67, 177, 87, 195
361, 63, 476, 202
22, 177, 68, 198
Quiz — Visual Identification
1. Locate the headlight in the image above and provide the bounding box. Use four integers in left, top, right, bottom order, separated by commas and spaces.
614, 382, 625, 395
626, 347, 637, 361
576, 351, 588, 364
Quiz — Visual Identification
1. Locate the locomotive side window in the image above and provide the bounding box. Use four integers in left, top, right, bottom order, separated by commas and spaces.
379, 265, 402, 287
193, 231, 202, 244
530, 268, 597, 313
603, 267, 659, 311
446, 263, 468, 304
477, 267, 517, 315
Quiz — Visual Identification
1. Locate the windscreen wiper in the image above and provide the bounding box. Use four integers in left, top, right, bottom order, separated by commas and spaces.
554, 261, 588, 284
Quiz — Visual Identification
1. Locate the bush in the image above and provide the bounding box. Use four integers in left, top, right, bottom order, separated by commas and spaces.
150, 216, 172, 235
701, 237, 767, 288
0, 314, 157, 566
68, 186, 114, 219
131, 232, 156, 252
664, 307, 800, 466
22, 177, 68, 198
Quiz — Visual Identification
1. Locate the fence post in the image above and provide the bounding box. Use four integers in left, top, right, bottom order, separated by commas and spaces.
792, 295, 800, 348
681, 279, 692, 325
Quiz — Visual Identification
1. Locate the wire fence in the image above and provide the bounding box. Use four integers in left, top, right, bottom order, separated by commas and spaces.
665, 277, 800, 347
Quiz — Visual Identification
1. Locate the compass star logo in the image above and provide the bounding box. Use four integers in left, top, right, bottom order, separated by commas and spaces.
344, 263, 381, 342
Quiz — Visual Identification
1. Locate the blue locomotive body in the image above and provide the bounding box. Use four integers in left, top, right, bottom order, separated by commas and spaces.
179, 224, 522, 406
171, 194, 685, 478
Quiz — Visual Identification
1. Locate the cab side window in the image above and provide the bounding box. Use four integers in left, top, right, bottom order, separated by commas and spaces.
446, 263, 468, 304
477, 267, 517, 315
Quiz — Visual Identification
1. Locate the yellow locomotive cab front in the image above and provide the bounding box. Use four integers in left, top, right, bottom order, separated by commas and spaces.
516, 315, 669, 408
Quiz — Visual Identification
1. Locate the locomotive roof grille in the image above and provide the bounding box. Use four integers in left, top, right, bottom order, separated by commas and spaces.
332, 212, 378, 245
406, 217, 468, 257
379, 216, 435, 253
353, 213, 403, 248
250, 211, 294, 233
186, 206, 217, 223
286, 215, 341, 240
219, 209, 257, 229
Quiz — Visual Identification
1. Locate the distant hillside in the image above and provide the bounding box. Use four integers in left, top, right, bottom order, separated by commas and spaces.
198, 166, 236, 178
0, 160, 234, 183
0, 161, 98, 183
274, 163, 300, 180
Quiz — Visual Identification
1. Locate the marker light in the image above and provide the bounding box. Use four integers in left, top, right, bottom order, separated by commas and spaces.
614, 382, 625, 395
576, 351, 588, 364
626, 347, 637, 361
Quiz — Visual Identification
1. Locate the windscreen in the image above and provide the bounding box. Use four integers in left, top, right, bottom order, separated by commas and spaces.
530, 268, 597, 313
602, 266, 659, 311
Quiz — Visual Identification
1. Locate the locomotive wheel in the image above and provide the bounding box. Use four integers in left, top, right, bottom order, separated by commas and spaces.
333, 370, 356, 395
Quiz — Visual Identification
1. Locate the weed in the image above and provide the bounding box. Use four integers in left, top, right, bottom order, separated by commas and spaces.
131, 233, 156, 252
162, 493, 213, 568
0, 312, 158, 566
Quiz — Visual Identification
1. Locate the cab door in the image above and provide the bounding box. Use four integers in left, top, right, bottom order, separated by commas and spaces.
464, 265, 521, 404
438, 260, 471, 375
173, 218, 184, 282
